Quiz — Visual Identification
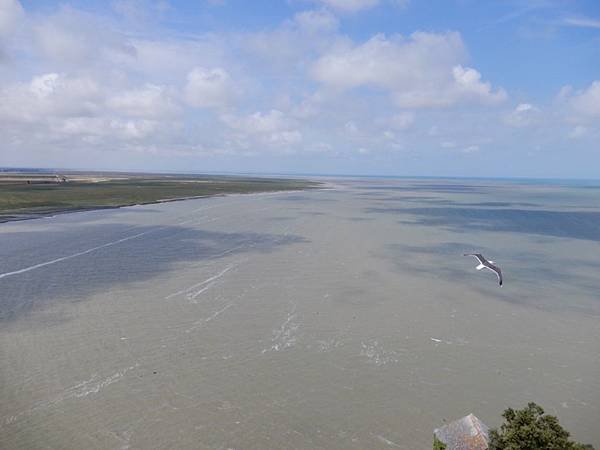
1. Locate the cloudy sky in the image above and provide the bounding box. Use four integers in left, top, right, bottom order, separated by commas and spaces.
0, 0, 598, 177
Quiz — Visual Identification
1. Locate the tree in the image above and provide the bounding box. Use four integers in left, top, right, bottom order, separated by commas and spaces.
489, 402, 594, 450
432, 436, 447, 450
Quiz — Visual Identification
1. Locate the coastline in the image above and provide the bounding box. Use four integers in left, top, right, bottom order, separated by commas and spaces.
0, 184, 325, 225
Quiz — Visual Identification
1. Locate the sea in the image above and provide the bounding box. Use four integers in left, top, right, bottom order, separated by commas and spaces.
1, 177, 599, 449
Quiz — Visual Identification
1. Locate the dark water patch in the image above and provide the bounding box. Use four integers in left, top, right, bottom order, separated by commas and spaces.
346, 216, 374, 222
355, 191, 390, 197
362, 184, 488, 193
268, 216, 294, 221
278, 195, 336, 202
367, 207, 600, 242
393, 242, 493, 256
472, 201, 537, 207
0, 224, 308, 323
371, 197, 542, 208
369, 195, 443, 202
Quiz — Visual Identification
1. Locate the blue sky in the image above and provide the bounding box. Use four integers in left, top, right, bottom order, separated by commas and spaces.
1, 0, 599, 177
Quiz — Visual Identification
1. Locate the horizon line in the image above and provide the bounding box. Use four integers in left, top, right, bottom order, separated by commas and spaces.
1, 166, 599, 183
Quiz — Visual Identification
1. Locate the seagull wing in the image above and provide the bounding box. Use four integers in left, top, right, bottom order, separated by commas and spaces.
463, 253, 485, 264
487, 264, 503, 286
463, 254, 503, 286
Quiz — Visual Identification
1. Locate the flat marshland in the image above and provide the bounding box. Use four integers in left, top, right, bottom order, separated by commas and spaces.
0, 172, 318, 222
0, 177, 598, 449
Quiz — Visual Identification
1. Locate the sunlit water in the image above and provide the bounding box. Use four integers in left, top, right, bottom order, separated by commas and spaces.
1, 178, 599, 449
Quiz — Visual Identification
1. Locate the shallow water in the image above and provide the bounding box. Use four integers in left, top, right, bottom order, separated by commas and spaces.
1, 178, 599, 449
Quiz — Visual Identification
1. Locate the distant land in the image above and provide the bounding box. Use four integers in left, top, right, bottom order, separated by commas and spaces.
0, 170, 320, 223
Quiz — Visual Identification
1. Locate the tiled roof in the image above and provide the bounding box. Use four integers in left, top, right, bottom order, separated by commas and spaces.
434, 413, 490, 450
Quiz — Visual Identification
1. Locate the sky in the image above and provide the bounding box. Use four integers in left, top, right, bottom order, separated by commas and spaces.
0, 0, 599, 178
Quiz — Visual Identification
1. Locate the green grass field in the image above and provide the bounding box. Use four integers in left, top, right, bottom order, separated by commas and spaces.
0, 173, 319, 222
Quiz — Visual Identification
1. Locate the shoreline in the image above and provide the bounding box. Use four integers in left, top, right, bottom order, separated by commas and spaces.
0, 185, 326, 225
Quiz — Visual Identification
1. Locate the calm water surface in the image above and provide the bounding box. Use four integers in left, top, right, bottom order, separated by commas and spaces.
1, 178, 599, 449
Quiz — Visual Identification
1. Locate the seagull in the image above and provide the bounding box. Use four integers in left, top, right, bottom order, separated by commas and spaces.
463, 253, 503, 286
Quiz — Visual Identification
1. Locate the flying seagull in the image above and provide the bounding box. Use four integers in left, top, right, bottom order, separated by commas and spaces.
463, 253, 503, 286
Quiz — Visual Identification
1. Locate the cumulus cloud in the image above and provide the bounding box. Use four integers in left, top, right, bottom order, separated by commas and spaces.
312, 0, 409, 13
221, 109, 302, 148
5, 0, 588, 173
569, 125, 587, 139
293, 9, 339, 34
389, 112, 414, 129
33, 6, 136, 65
504, 103, 541, 127
567, 81, 600, 119
184, 67, 233, 108
311, 32, 506, 108
240, 9, 341, 71
344, 120, 358, 134
440, 141, 456, 148
0, 73, 102, 122
462, 144, 479, 153
0, 72, 183, 155
107, 84, 180, 118
0, 0, 24, 60
0, 0, 23, 35
315, 0, 379, 13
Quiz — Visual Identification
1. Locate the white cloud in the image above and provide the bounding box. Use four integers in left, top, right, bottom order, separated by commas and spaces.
450, 65, 505, 104
111, 0, 170, 22
462, 145, 479, 153
0, 72, 183, 153
184, 67, 233, 108
0, 73, 102, 122
3, 0, 591, 174
344, 121, 358, 133
569, 125, 587, 139
221, 109, 302, 148
54, 117, 160, 140
315, 0, 379, 13
504, 102, 541, 127
389, 112, 414, 129
312, 0, 409, 13
240, 10, 341, 71
311, 32, 506, 108
0, 0, 23, 35
562, 17, 600, 29
33, 7, 136, 65
567, 81, 600, 119
123, 38, 225, 81
107, 84, 180, 118
293, 9, 339, 34
222, 109, 288, 133
0, 0, 24, 61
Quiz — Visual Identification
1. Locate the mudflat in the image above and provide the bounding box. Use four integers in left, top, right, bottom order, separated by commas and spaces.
1, 178, 599, 449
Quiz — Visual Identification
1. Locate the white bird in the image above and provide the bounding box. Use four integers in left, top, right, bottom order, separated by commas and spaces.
463, 253, 503, 286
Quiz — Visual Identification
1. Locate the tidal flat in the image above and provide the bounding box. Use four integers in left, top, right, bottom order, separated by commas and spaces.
1, 178, 599, 449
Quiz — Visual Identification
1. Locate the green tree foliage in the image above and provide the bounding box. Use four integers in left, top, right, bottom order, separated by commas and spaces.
489, 402, 594, 450
432, 436, 447, 450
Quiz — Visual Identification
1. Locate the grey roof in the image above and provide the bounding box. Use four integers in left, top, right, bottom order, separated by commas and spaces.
434, 414, 490, 450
